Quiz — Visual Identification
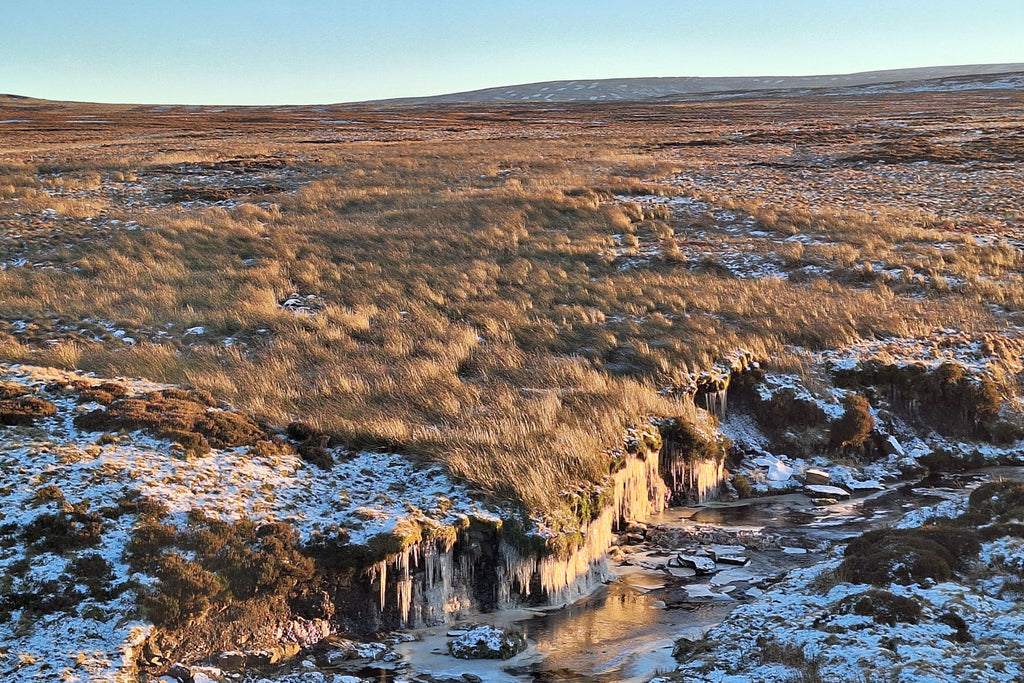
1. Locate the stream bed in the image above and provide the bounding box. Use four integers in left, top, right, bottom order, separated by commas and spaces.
234, 467, 1024, 683
304, 475, 993, 683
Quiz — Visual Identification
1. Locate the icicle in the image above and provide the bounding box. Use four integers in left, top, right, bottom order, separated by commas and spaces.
370, 560, 387, 611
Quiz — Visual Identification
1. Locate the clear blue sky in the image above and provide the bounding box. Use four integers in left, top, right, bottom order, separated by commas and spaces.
3, 0, 1022, 104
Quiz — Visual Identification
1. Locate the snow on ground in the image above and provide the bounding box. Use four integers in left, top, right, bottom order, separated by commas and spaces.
677, 557, 1024, 682
0, 363, 503, 681
820, 329, 1024, 378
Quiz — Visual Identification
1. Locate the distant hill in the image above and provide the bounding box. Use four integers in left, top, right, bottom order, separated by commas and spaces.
378, 63, 1024, 105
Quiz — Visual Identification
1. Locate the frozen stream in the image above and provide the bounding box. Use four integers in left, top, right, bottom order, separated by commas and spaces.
309, 474, 1005, 683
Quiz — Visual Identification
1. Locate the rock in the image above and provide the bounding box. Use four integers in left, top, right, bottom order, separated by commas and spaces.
716, 555, 749, 566
216, 652, 247, 671
462, 675, 484, 683
625, 521, 648, 534
675, 553, 717, 574
448, 626, 527, 660
782, 547, 808, 555
166, 664, 191, 683
883, 435, 906, 457
190, 671, 219, 683
290, 589, 335, 621
446, 630, 469, 637
804, 468, 831, 485
246, 650, 278, 666
804, 484, 850, 500
141, 639, 166, 667
766, 458, 794, 482
667, 566, 697, 578
709, 544, 745, 561
624, 532, 646, 545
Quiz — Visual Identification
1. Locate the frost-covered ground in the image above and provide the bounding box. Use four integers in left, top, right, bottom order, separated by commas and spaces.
0, 363, 504, 682
672, 500, 1024, 682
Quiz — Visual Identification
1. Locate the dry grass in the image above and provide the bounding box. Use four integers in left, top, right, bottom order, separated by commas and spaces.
1, 92, 1022, 512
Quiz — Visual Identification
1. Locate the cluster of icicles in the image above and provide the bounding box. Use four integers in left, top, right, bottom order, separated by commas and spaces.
664, 456, 724, 505
368, 533, 466, 625
367, 440, 673, 625
498, 451, 668, 606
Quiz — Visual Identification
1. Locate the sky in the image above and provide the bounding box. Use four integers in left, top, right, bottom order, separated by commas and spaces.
3, 0, 1023, 105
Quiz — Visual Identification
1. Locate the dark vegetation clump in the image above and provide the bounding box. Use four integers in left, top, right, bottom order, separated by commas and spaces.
672, 637, 716, 663
840, 525, 980, 586
21, 504, 104, 552
831, 589, 922, 625
132, 511, 315, 628
755, 387, 828, 430
829, 393, 875, 449
66, 553, 115, 595
0, 396, 57, 425
918, 446, 986, 473
660, 420, 725, 464
146, 552, 228, 627
756, 636, 823, 682
286, 421, 334, 469
74, 388, 269, 456
833, 361, 1001, 439
0, 383, 30, 399
0, 580, 86, 618
732, 474, 753, 499
100, 491, 169, 520
938, 611, 973, 643
968, 481, 1024, 522
79, 381, 130, 405
31, 483, 66, 506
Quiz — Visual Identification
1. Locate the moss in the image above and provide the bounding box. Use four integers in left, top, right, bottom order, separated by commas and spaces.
545, 530, 586, 558
497, 515, 550, 558
659, 419, 724, 465
567, 486, 613, 526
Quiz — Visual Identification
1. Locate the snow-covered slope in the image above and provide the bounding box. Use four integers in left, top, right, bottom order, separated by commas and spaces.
380, 64, 1024, 104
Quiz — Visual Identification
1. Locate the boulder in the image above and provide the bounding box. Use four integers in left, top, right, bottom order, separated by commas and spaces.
667, 566, 696, 578
804, 468, 831, 485
625, 521, 648, 535
883, 435, 906, 457
766, 459, 794, 482
716, 555, 749, 567
675, 553, 717, 574
804, 484, 850, 500
448, 626, 527, 660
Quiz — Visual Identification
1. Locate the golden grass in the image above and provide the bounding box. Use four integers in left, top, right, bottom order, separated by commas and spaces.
1, 92, 1022, 511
